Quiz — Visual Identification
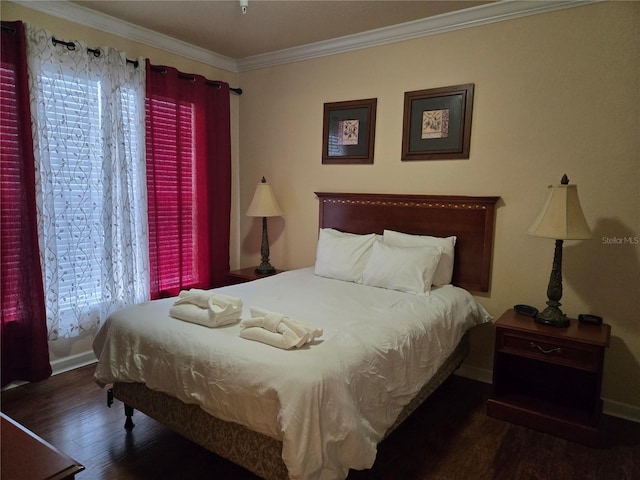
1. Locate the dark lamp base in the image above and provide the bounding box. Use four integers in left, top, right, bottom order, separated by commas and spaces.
535, 306, 570, 328
255, 264, 276, 275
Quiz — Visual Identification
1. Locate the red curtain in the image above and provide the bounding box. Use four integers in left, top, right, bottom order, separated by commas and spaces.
1, 21, 52, 387
145, 61, 231, 298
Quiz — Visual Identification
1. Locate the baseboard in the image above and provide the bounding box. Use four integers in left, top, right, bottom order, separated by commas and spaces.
455, 364, 640, 423
2, 350, 98, 392
602, 398, 640, 423
50, 350, 97, 376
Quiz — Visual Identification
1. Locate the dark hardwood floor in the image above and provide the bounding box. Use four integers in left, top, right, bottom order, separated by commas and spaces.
1, 365, 638, 480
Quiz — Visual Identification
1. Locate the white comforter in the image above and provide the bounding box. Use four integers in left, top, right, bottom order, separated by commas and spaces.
93, 268, 491, 480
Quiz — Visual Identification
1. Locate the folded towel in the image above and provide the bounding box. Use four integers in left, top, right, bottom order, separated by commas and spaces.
171, 289, 242, 328
241, 317, 306, 348
239, 308, 322, 349
240, 327, 299, 350
243, 309, 284, 332
250, 307, 323, 339
176, 289, 243, 312
170, 304, 239, 328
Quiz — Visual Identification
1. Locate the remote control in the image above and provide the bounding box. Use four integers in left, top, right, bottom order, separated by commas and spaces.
578, 314, 603, 326
514, 304, 538, 318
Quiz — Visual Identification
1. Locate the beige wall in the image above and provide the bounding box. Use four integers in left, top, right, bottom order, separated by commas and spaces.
2, 1, 638, 414
238, 2, 639, 412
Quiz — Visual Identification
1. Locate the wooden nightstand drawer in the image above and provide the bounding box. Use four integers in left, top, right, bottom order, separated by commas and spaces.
489, 309, 610, 447
497, 330, 602, 372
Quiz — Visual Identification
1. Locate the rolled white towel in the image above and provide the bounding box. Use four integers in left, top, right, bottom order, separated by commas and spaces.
246, 308, 285, 333
240, 308, 322, 348
281, 317, 323, 341
250, 307, 323, 340
175, 289, 212, 308
249, 308, 323, 338
240, 327, 292, 350
240, 316, 304, 348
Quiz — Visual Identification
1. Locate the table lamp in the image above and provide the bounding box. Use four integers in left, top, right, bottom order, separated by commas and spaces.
527, 174, 591, 327
246, 177, 283, 275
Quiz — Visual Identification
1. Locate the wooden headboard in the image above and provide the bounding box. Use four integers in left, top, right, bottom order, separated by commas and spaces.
316, 192, 499, 292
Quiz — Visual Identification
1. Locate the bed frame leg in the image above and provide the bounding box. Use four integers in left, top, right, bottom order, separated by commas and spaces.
124, 404, 135, 430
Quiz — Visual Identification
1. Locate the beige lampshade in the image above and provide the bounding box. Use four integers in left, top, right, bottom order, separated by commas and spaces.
246, 179, 283, 218
528, 183, 591, 240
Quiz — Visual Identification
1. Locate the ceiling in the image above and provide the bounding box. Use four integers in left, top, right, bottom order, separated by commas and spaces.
69, 1, 494, 60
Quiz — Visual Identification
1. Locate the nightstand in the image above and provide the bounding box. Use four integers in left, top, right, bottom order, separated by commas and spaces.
226, 267, 283, 285
487, 308, 610, 447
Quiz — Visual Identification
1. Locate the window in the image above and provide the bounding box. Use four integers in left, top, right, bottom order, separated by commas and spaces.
1, 61, 22, 323
145, 64, 232, 299
146, 96, 199, 295
26, 24, 148, 339
40, 71, 104, 332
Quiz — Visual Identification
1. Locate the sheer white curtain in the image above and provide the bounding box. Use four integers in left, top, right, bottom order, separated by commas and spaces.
25, 25, 149, 340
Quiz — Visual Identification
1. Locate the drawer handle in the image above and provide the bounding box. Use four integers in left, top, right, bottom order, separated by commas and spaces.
530, 342, 562, 355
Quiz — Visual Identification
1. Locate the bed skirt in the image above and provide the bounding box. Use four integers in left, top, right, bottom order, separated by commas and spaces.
111, 333, 470, 480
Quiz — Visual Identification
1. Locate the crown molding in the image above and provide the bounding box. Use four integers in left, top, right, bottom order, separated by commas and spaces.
13, 0, 600, 74
11, 0, 238, 72
236, 0, 600, 71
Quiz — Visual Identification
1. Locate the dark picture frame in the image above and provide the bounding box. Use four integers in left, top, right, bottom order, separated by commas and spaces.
322, 98, 377, 164
401, 84, 474, 161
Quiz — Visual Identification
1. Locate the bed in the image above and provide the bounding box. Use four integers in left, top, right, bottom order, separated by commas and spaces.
94, 192, 499, 480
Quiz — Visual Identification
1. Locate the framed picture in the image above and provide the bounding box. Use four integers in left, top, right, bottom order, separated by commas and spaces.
401, 84, 474, 161
322, 98, 377, 164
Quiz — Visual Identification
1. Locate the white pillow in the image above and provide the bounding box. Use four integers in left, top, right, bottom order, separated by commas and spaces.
383, 230, 456, 286
362, 242, 442, 295
314, 228, 377, 283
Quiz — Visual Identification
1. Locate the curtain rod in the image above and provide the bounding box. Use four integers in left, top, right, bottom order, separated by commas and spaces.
151, 65, 242, 95
52, 37, 139, 68
1, 23, 16, 34
18, 33, 242, 95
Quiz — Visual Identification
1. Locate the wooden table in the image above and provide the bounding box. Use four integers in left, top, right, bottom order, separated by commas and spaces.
1, 413, 84, 479
226, 266, 283, 285
487, 309, 610, 446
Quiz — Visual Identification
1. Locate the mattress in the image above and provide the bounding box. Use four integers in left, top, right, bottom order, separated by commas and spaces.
93, 267, 491, 480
